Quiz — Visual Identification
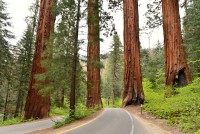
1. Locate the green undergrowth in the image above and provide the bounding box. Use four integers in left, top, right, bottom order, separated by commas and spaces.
102, 98, 122, 108
50, 106, 68, 116
195, 129, 200, 134
53, 103, 100, 128
0, 117, 23, 126
0, 117, 34, 126
143, 78, 200, 133
0, 105, 68, 126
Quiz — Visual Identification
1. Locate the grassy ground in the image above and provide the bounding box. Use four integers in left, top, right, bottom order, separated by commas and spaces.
143, 78, 200, 133
0, 117, 24, 126
53, 103, 100, 128
102, 98, 122, 108
0, 105, 67, 126
0, 103, 99, 128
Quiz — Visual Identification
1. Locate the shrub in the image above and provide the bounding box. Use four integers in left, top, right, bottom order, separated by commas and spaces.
143, 78, 200, 133
50, 106, 68, 116
54, 103, 99, 128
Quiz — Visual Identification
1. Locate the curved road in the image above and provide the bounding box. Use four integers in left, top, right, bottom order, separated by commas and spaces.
0, 108, 149, 134
64, 108, 149, 134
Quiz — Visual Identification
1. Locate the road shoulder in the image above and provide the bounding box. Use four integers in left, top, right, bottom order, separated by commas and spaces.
125, 106, 190, 134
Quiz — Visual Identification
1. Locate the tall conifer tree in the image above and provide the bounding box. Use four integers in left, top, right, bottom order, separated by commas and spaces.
122, 0, 144, 107
162, 0, 192, 90
0, 0, 14, 121
24, 0, 57, 119
87, 0, 102, 108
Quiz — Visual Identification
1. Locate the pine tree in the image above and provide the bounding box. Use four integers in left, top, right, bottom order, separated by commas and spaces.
0, 0, 14, 82
101, 34, 123, 105
45, 0, 77, 107
37, 0, 87, 112
140, 41, 165, 89
183, 0, 200, 78
14, 0, 39, 117
14, 25, 34, 117
0, 0, 15, 121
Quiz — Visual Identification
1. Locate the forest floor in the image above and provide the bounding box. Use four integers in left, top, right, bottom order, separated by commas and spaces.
125, 105, 192, 134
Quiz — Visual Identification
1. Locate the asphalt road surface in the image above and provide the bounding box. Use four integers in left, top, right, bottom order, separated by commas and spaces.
0, 116, 61, 134
0, 108, 149, 134
64, 108, 149, 134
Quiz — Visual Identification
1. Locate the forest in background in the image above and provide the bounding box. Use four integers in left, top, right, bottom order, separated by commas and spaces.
0, 0, 200, 133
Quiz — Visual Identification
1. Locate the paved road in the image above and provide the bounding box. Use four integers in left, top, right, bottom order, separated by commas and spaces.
0, 116, 61, 134
0, 108, 149, 134
64, 108, 149, 134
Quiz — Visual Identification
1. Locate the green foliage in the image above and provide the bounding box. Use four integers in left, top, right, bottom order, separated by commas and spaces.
35, 0, 87, 106
54, 103, 98, 128
99, 0, 115, 37
102, 98, 122, 108
50, 99, 70, 116
143, 78, 200, 133
0, 117, 34, 126
143, 78, 153, 90
101, 33, 123, 104
0, 118, 23, 126
155, 69, 165, 90
183, 0, 200, 77
164, 86, 174, 98
50, 106, 68, 117
0, 0, 14, 39
141, 41, 165, 89
14, 24, 35, 116
195, 129, 200, 134
0, 0, 16, 119
145, 0, 162, 29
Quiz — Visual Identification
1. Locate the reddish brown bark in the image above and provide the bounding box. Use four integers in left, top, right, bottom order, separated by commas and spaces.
86, 0, 102, 108
162, 0, 192, 87
24, 0, 56, 119
122, 0, 144, 107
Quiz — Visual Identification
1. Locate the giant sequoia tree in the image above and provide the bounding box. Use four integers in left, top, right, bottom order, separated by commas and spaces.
122, 0, 144, 107
24, 0, 57, 119
162, 0, 192, 88
86, 0, 102, 108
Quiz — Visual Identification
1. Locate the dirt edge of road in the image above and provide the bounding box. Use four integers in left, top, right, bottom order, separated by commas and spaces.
27, 109, 105, 134
27, 106, 192, 134
125, 105, 191, 134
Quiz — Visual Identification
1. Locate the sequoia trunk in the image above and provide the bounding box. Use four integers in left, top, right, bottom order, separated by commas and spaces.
162, 0, 192, 87
24, 0, 56, 119
86, 0, 102, 108
122, 0, 144, 107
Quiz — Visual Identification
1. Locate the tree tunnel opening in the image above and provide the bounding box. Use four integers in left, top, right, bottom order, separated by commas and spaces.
175, 68, 187, 87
